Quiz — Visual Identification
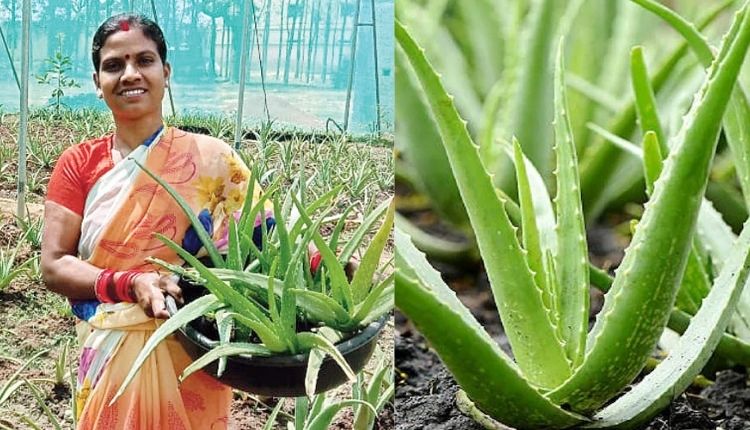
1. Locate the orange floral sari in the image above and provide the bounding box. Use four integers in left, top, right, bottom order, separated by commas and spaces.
75, 127, 259, 430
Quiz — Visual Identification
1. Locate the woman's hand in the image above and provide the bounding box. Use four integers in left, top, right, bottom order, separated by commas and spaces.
131, 272, 183, 319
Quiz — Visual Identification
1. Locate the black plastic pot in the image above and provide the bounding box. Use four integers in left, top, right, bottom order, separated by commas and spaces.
165, 295, 388, 397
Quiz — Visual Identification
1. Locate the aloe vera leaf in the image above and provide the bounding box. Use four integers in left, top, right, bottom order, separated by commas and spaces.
328, 203, 355, 251
289, 185, 343, 242
669, 309, 750, 367
352, 273, 394, 325
293, 290, 352, 327
578, 0, 735, 220
133, 160, 222, 267
359, 284, 394, 327
588, 123, 736, 277
155, 234, 280, 333
350, 200, 393, 304
303, 327, 342, 398
215, 309, 233, 377
179, 342, 273, 382
632, 0, 750, 208
24, 379, 62, 430
567, 74, 622, 114
262, 400, 285, 430
641, 131, 663, 196
590, 268, 750, 367
478, 81, 505, 169
297, 332, 356, 381
631, 47, 667, 154
513, 139, 551, 315
587, 220, 750, 428
397, 21, 573, 388
501, 142, 558, 260
631, 0, 750, 340
340, 198, 390, 265
553, 39, 590, 367
290, 197, 353, 311
591, 126, 716, 316
705, 181, 749, 232
226, 217, 242, 272
305, 400, 376, 430
549, 5, 750, 412
113, 294, 223, 402
353, 360, 389, 430
397, 2, 483, 132
295, 396, 310, 430
394, 213, 478, 264
451, 0, 505, 97
396, 229, 586, 428
222, 311, 286, 352
507, 0, 556, 177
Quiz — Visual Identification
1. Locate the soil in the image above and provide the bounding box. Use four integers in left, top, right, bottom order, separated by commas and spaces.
394, 213, 750, 430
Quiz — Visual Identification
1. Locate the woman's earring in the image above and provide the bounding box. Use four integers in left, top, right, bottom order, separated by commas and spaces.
165, 81, 169, 88
96, 89, 103, 99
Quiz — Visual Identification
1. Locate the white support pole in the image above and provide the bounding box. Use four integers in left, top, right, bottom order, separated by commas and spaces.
235, 0, 253, 149
17, 0, 30, 220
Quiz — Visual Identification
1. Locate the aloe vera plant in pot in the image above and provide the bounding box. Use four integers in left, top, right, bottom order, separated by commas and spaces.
112, 165, 394, 399
396, 2, 750, 428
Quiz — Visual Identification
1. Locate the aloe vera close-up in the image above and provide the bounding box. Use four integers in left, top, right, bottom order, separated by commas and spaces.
396, 1, 750, 428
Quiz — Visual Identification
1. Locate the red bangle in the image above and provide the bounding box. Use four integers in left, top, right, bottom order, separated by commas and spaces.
310, 251, 322, 274
94, 269, 116, 303
114, 270, 141, 303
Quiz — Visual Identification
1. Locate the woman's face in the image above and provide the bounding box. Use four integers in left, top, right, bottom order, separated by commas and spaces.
93, 27, 170, 121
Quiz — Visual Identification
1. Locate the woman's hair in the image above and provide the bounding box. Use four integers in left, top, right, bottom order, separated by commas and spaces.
91, 13, 167, 71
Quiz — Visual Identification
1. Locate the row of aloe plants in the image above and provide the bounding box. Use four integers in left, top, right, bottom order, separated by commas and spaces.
396, 0, 749, 259
396, 0, 750, 428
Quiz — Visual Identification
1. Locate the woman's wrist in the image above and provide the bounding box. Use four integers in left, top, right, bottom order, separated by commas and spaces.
95, 269, 140, 303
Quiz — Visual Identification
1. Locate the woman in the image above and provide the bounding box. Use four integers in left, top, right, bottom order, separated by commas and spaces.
41, 13, 266, 429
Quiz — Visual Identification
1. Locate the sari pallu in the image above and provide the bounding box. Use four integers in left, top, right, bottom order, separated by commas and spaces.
74, 127, 259, 430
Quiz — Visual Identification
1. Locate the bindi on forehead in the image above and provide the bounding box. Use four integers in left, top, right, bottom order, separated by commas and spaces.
118, 20, 130, 31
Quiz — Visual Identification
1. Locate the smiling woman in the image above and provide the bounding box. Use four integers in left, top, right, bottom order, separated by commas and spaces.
39, 13, 273, 430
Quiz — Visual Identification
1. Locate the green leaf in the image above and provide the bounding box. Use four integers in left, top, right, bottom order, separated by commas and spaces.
395, 228, 585, 428
179, 342, 273, 382
396, 20, 572, 388
631, 46, 667, 154
550, 4, 750, 412
297, 331, 356, 383
262, 400, 285, 430
350, 200, 393, 304
293, 290, 352, 327
352, 272, 394, 326
395, 44, 469, 229
305, 400, 376, 430
339, 198, 390, 265
513, 138, 552, 316
589, 219, 750, 428
113, 295, 223, 402
304, 327, 343, 399
154, 234, 284, 349
641, 131, 663, 196
215, 309, 233, 377
226, 216, 241, 271
552, 38, 589, 367
579, 0, 735, 220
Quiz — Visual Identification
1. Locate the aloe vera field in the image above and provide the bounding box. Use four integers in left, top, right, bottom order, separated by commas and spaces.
395, 0, 750, 429
0, 108, 394, 429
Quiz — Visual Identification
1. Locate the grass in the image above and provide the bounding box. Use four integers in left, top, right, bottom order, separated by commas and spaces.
0, 106, 393, 429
